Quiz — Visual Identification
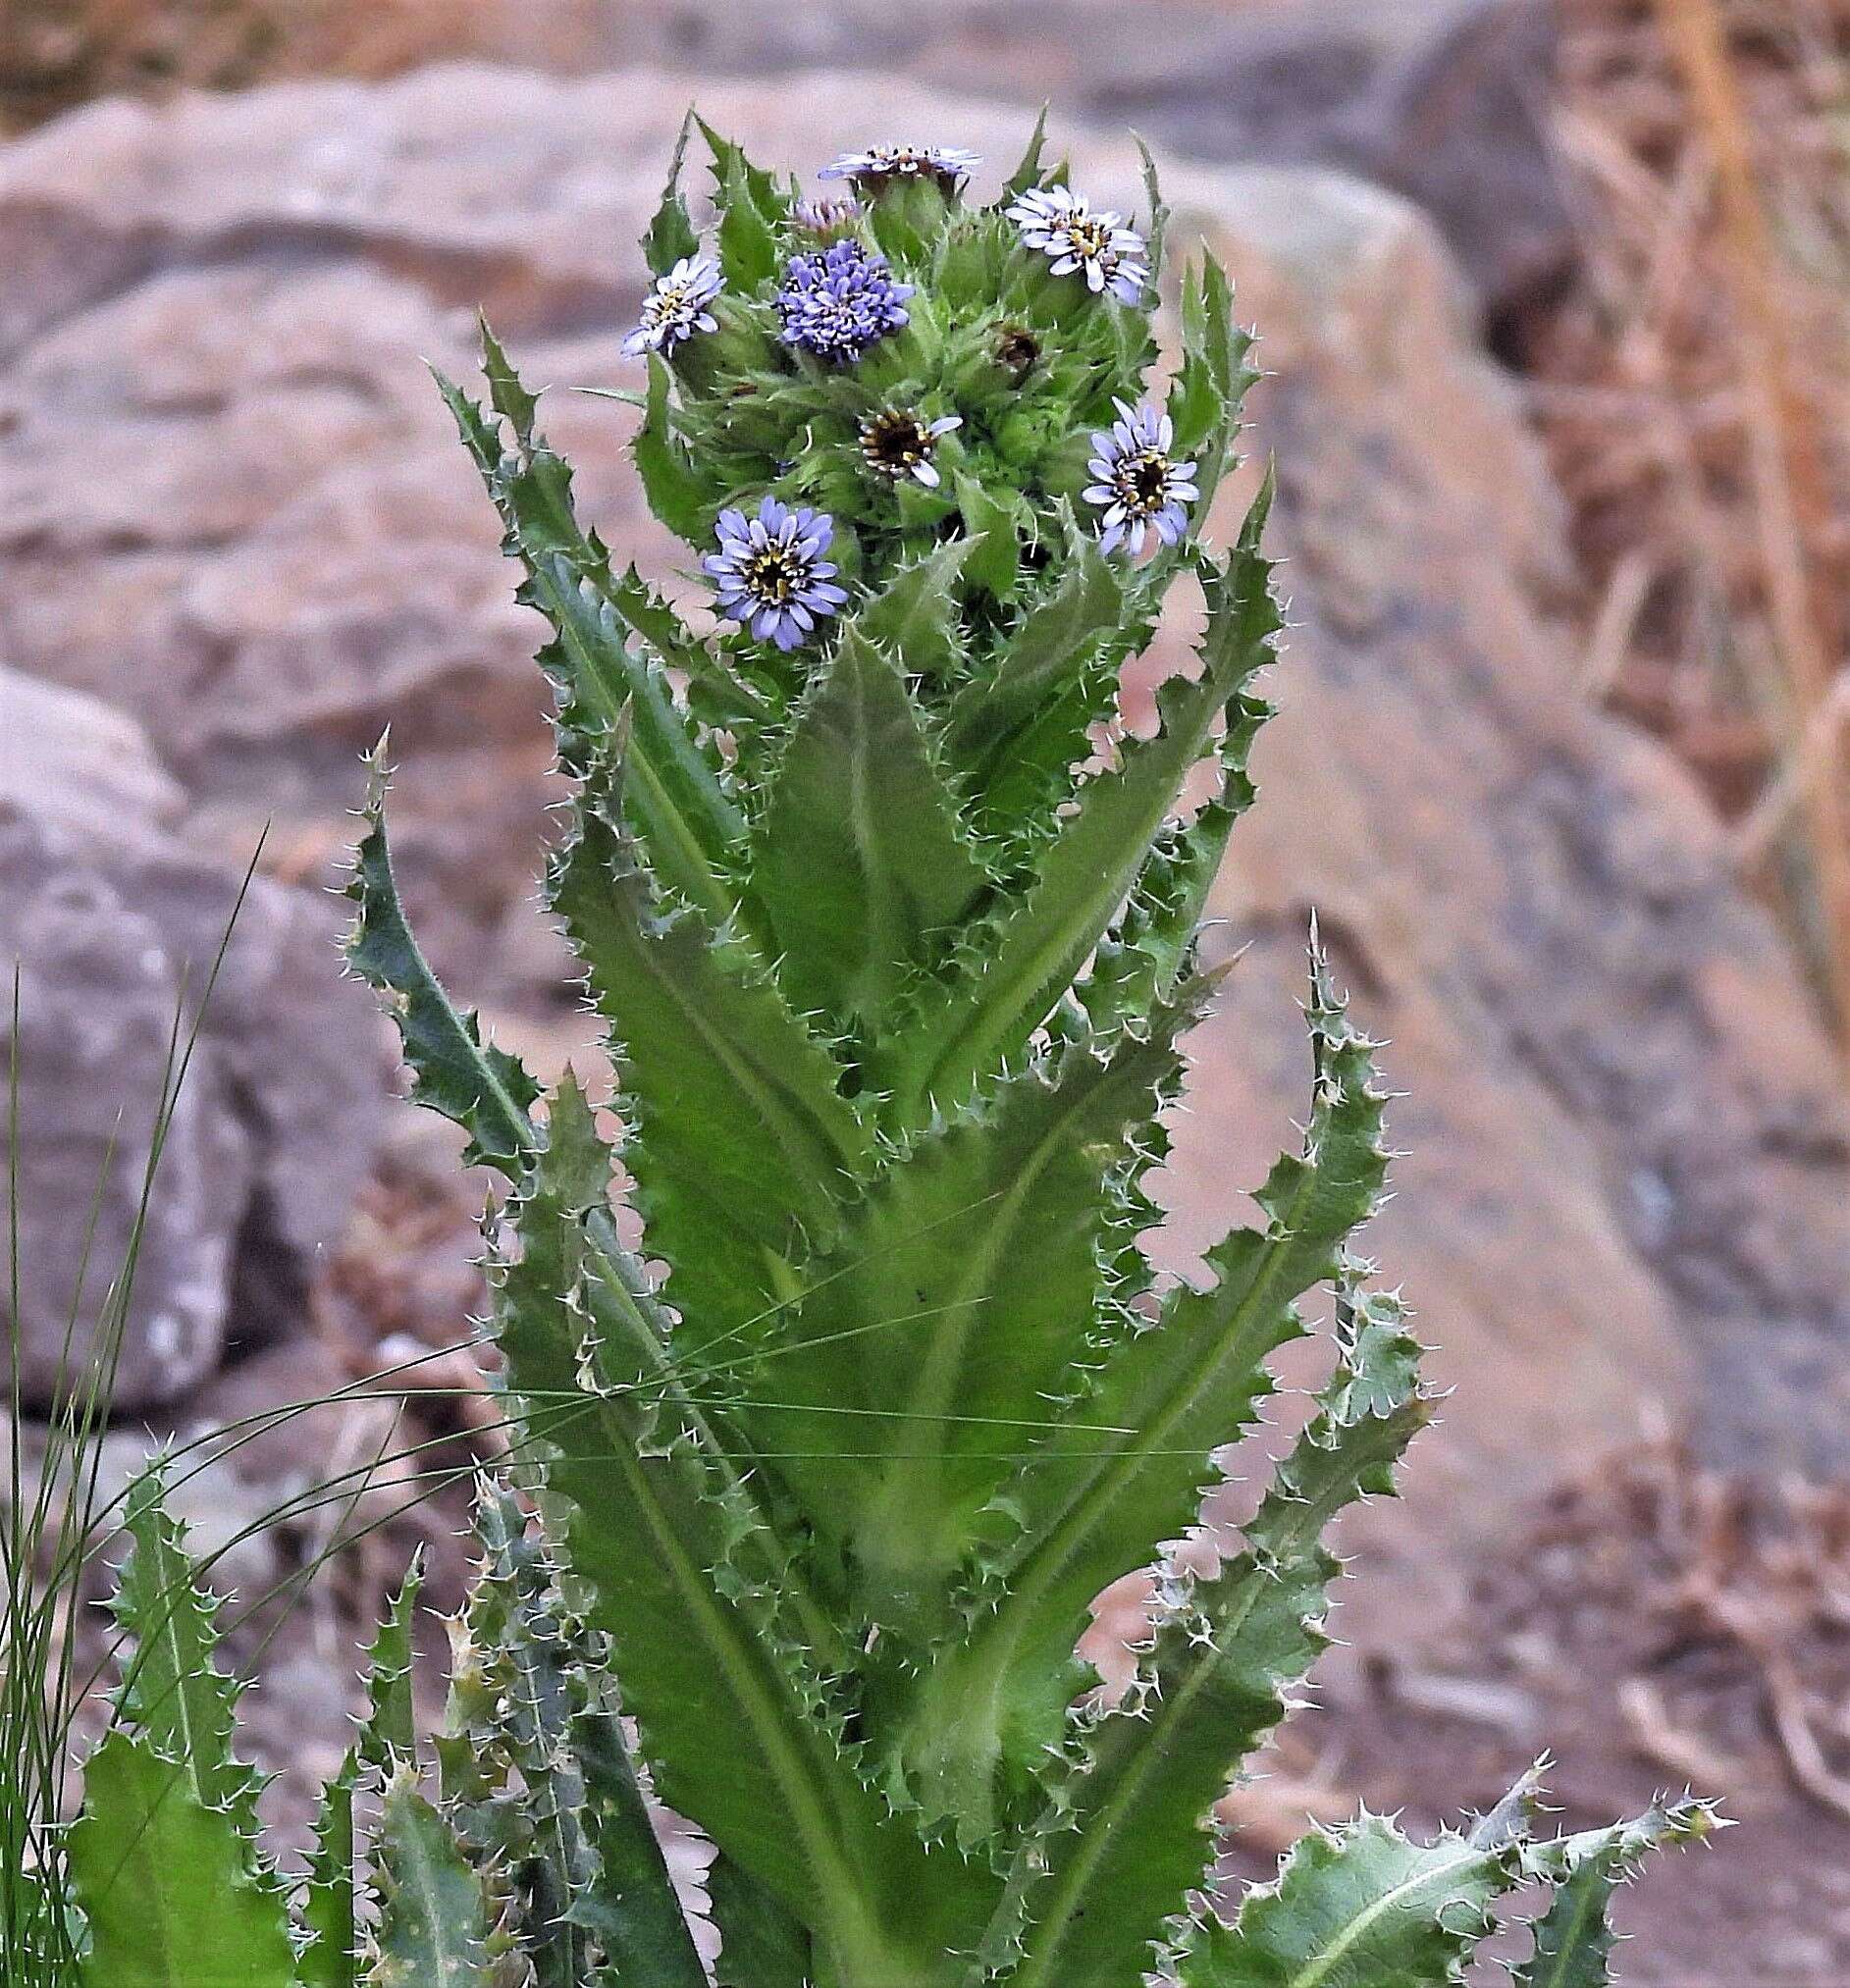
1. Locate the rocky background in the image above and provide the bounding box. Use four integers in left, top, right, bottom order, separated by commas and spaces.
3, 3, 1849, 1980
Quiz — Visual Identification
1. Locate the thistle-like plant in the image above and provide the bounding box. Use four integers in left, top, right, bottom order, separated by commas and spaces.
54, 118, 1715, 1988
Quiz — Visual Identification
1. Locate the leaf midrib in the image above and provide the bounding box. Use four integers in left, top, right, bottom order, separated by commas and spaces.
582, 1392, 904, 1983
1015, 1410, 1415, 1988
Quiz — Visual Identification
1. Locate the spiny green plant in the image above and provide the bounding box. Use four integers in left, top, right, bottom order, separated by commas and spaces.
54, 119, 1717, 1988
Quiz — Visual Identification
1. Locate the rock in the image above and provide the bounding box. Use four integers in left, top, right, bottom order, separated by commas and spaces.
1161, 161, 1850, 1540
0, 69, 1841, 1545
1083, 0, 1567, 324
0, 667, 187, 837
1, 1, 1567, 323
0, 668, 389, 1410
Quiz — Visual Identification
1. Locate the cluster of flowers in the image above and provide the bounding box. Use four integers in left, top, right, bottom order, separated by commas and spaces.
623, 142, 1195, 648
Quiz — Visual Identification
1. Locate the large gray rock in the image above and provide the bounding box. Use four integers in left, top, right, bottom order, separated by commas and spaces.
1083, 0, 1566, 323
0, 67, 1840, 1536
0, 668, 389, 1409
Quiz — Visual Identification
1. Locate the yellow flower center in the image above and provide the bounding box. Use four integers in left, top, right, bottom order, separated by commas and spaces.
1064, 217, 1114, 260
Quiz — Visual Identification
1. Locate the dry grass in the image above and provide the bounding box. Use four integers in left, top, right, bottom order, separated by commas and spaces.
1525, 0, 1850, 1050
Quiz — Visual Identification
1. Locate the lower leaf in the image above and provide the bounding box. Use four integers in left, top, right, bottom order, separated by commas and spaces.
1178, 1810, 1519, 1988
369, 1772, 496, 1988
69, 1732, 296, 1988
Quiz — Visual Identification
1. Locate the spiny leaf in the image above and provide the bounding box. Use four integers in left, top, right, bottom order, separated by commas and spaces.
459, 1487, 597, 1988
1513, 1799, 1719, 1988
1176, 1809, 1519, 1988
602, 558, 763, 727
634, 351, 713, 543
859, 537, 976, 680
369, 1770, 496, 1988
999, 105, 1051, 202
550, 764, 869, 1355
1080, 803, 1238, 1033
764, 980, 1208, 1626
569, 1690, 711, 1988
495, 1076, 846, 1691
452, 1485, 710, 1988
695, 117, 789, 233
1136, 132, 1171, 288
999, 1291, 1431, 1988
359, 1550, 424, 1773
478, 310, 540, 442
491, 1080, 978, 1981
895, 957, 1388, 1837
873, 482, 1280, 1121
108, 1469, 259, 1830
345, 744, 684, 1379
716, 148, 780, 288
299, 1752, 362, 1988
1172, 251, 1257, 522
531, 558, 749, 934
755, 622, 986, 1024
69, 1731, 296, 1988
955, 470, 1022, 602
946, 512, 1132, 832
345, 749, 539, 1176
439, 339, 756, 913
644, 108, 701, 276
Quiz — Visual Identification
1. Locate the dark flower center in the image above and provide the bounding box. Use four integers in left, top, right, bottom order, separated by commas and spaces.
862, 410, 931, 475
744, 547, 804, 602
1116, 449, 1172, 513
994, 326, 1040, 380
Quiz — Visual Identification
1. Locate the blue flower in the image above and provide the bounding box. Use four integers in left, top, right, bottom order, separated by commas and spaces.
1005, 185, 1149, 305
774, 239, 914, 362
705, 498, 850, 651
819, 143, 981, 193
860, 408, 962, 488
622, 254, 724, 357
1084, 399, 1199, 555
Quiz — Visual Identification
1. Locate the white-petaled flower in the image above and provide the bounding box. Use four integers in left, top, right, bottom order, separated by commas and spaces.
1005, 185, 1150, 304
819, 144, 981, 193
859, 408, 963, 489
622, 254, 724, 357
1084, 398, 1199, 555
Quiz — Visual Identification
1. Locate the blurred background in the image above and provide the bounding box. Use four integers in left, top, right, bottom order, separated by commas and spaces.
2, 1, 1847, 1979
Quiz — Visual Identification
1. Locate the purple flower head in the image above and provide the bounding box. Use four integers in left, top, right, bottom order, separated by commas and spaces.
1084, 398, 1199, 556
791, 195, 864, 239
775, 239, 914, 363
818, 143, 981, 194
1005, 185, 1149, 305
622, 253, 724, 357
704, 497, 850, 652
860, 408, 962, 489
